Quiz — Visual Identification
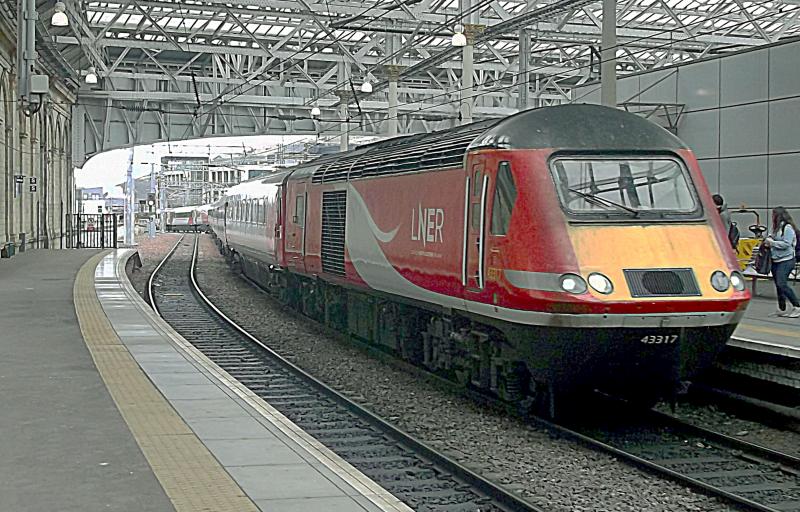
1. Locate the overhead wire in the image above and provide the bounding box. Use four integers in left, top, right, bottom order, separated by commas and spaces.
193, 0, 498, 122
51, 0, 795, 160
23, 0, 793, 159
275, 0, 798, 153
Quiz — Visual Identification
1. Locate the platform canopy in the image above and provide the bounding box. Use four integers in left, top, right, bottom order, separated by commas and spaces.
13, 0, 800, 160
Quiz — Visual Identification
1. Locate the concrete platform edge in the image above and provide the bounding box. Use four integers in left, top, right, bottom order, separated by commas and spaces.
111, 249, 414, 512
75, 250, 260, 512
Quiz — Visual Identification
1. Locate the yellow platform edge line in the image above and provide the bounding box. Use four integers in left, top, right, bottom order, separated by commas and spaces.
737, 321, 800, 340
73, 251, 260, 512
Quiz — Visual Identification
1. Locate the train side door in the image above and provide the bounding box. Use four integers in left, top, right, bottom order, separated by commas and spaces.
285, 181, 308, 271
465, 157, 488, 291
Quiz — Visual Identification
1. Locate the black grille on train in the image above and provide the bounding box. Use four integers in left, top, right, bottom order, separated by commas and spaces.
624, 268, 701, 297
321, 190, 347, 276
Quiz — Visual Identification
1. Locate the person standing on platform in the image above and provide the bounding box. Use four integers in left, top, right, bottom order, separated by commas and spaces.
764, 207, 800, 318
713, 194, 732, 234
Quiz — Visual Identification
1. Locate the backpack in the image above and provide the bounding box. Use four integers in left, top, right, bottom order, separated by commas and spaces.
727, 222, 740, 250
754, 243, 771, 275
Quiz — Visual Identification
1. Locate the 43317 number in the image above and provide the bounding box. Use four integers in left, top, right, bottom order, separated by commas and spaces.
640, 334, 678, 344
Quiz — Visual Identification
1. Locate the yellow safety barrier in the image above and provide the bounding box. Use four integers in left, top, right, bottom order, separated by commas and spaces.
736, 238, 760, 271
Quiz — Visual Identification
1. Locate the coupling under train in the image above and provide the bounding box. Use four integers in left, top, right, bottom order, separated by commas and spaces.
208, 104, 750, 412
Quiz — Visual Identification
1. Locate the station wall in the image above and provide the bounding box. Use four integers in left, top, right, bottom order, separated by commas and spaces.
0, 22, 74, 253
571, 37, 800, 234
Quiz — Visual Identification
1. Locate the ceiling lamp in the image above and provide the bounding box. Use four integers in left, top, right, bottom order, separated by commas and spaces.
452, 24, 467, 47
51, 1, 69, 27
85, 67, 98, 84
310, 105, 321, 117
360, 80, 373, 94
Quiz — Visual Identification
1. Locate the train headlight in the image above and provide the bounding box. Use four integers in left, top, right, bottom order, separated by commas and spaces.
559, 273, 587, 294
710, 270, 730, 292
587, 273, 614, 294
730, 271, 746, 291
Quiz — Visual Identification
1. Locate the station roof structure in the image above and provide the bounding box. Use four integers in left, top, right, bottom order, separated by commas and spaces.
14, 0, 800, 159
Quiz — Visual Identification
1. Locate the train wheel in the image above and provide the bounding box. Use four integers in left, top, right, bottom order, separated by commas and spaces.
230, 253, 243, 275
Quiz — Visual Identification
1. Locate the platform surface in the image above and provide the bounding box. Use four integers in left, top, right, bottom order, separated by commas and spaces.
0, 249, 175, 512
731, 294, 800, 358
95, 249, 411, 512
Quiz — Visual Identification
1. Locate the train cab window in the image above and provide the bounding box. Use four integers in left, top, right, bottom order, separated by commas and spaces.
294, 195, 305, 227
491, 162, 516, 235
550, 157, 699, 219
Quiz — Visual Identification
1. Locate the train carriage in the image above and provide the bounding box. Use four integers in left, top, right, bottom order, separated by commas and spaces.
209, 104, 750, 413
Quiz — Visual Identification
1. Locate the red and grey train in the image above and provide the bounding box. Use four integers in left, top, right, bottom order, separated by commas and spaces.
209, 104, 750, 411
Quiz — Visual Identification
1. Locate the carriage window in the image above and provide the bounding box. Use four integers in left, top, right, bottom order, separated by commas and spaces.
491, 162, 516, 235
294, 195, 305, 226
550, 157, 699, 219
259, 199, 267, 224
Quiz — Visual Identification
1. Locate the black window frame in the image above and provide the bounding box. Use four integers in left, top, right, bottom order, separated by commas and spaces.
547, 152, 704, 222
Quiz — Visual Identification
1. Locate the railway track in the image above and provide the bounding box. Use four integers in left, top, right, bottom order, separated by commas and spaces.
148, 234, 545, 512
545, 400, 800, 512
150, 234, 800, 512
690, 349, 800, 433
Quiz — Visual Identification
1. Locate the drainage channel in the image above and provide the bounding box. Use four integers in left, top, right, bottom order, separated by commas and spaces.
150, 235, 545, 512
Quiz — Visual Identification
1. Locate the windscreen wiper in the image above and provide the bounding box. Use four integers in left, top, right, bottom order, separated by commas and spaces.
568, 188, 640, 216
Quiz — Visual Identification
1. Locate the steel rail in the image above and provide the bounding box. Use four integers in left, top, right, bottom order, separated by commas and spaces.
229, 257, 800, 512
145, 234, 185, 314
147, 234, 548, 512
538, 402, 800, 512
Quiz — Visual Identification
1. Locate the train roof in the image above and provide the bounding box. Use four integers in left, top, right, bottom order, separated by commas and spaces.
285, 104, 686, 185
471, 103, 687, 152
222, 168, 294, 199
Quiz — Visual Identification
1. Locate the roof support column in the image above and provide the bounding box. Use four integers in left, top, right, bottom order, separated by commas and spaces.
338, 61, 350, 152
601, 0, 617, 107
460, 41, 474, 125
518, 28, 530, 111
386, 65, 403, 137
124, 148, 135, 246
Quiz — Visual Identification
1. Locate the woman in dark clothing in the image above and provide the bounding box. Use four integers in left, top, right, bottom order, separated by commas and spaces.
764, 207, 800, 318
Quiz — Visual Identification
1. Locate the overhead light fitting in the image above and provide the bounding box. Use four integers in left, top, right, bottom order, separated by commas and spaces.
85, 67, 98, 84
360, 80, 373, 94
51, 1, 68, 27
452, 24, 467, 47
311, 105, 321, 117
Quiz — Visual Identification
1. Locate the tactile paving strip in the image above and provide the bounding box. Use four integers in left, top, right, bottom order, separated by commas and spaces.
73, 252, 260, 512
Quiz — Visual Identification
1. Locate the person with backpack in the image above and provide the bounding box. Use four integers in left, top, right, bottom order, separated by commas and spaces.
764, 207, 800, 318
713, 194, 738, 249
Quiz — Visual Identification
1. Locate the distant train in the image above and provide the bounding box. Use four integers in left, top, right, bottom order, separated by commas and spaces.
165, 205, 210, 232
207, 104, 750, 414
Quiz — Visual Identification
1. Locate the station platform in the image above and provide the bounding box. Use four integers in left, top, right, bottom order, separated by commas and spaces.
1, 248, 411, 512
730, 295, 800, 359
